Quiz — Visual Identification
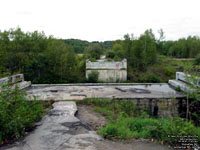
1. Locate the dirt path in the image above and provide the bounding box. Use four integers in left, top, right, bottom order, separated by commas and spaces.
77, 104, 173, 150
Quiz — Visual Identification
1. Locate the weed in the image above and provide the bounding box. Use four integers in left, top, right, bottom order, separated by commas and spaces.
79, 98, 200, 145
0, 84, 47, 145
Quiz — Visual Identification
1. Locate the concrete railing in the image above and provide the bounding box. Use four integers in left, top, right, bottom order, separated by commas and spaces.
0, 74, 31, 90
86, 59, 127, 70
176, 72, 200, 87
169, 72, 199, 93
0, 74, 24, 85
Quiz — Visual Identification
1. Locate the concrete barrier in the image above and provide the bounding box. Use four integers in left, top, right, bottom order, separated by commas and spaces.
0, 74, 24, 85
0, 74, 31, 90
169, 72, 199, 93
86, 59, 127, 82
176, 72, 200, 86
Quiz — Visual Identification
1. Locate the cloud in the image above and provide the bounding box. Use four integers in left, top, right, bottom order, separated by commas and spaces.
0, 0, 200, 41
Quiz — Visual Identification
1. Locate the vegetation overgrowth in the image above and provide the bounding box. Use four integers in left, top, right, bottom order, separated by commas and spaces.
77, 98, 200, 145
0, 28, 200, 83
0, 83, 51, 146
1, 27, 200, 147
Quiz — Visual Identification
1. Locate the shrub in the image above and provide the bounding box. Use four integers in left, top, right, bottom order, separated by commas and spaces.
0, 84, 44, 145
194, 54, 200, 65
137, 73, 162, 83
164, 67, 175, 77
87, 71, 99, 83
77, 98, 142, 118
113, 56, 121, 61
106, 51, 115, 59
99, 117, 200, 143
80, 98, 200, 144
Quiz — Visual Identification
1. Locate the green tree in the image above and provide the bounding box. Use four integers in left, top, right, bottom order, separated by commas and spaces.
84, 44, 104, 59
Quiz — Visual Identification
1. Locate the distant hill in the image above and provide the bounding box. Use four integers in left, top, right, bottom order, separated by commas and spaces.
63, 39, 90, 53
63, 39, 113, 54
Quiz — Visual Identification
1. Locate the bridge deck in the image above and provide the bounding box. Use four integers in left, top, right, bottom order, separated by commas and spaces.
26, 83, 185, 101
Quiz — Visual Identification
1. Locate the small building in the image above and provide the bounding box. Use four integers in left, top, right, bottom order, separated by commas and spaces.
86, 59, 127, 82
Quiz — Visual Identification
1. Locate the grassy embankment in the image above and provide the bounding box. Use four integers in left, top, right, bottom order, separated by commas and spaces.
129, 55, 197, 83
77, 98, 200, 145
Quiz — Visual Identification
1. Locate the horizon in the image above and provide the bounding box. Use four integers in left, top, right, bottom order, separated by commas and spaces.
1, 27, 200, 43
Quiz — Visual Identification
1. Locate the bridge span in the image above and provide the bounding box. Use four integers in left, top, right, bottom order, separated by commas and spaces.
26, 83, 184, 101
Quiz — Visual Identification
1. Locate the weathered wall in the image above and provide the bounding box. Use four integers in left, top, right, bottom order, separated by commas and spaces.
0, 74, 31, 90
127, 98, 180, 118
0, 74, 24, 85
86, 59, 127, 82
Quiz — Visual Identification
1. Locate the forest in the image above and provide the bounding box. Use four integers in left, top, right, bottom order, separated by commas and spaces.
0, 28, 200, 84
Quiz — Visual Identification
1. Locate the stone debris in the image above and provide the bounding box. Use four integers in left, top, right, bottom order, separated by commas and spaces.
3, 102, 102, 150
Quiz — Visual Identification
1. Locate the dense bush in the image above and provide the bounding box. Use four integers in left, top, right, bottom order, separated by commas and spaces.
194, 54, 200, 65
136, 73, 162, 83
78, 98, 200, 144
77, 98, 146, 119
0, 84, 44, 145
99, 116, 200, 143
87, 71, 99, 83
164, 67, 175, 77
106, 50, 115, 59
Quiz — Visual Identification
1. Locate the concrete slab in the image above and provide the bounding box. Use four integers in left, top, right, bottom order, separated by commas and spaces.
26, 84, 184, 101
3, 102, 102, 150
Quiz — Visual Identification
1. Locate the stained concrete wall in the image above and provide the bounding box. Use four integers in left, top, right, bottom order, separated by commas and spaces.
125, 98, 180, 118
0, 74, 24, 85
86, 59, 127, 82
0, 74, 31, 90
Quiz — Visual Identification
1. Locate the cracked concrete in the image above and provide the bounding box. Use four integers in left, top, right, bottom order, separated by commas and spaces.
1, 102, 173, 150
26, 84, 184, 101
2, 102, 102, 150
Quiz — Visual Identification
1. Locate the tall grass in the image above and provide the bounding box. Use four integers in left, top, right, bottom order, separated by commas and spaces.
0, 84, 46, 145
99, 115, 200, 143
78, 98, 200, 144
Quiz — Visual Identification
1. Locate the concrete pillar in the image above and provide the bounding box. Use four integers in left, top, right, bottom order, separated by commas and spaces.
149, 99, 152, 116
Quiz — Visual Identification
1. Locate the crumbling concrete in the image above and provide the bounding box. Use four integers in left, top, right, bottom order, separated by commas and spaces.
3, 102, 102, 150
26, 84, 184, 118
169, 72, 200, 93
26, 84, 184, 101
86, 59, 127, 82
0, 74, 31, 90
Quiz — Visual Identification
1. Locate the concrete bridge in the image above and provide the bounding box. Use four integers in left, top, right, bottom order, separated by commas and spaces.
0, 74, 186, 118
0, 73, 186, 101
26, 83, 185, 118
26, 83, 184, 101
0, 74, 194, 150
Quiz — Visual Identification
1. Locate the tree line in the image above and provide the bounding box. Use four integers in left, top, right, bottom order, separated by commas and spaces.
158, 36, 200, 58
0, 28, 82, 83
0, 28, 199, 83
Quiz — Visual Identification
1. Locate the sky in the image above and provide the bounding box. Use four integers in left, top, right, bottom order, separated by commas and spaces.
0, 0, 200, 41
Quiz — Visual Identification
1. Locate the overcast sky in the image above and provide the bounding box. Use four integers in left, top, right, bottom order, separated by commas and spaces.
0, 0, 200, 41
